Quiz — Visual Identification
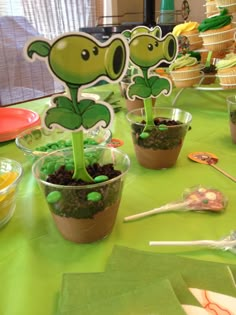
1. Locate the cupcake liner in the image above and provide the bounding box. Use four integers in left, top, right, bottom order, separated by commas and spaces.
202, 38, 234, 51
190, 41, 203, 50
205, 10, 221, 17
217, 67, 236, 88
181, 31, 203, 50
216, 0, 236, 6
204, 1, 220, 14
216, 0, 236, 13
173, 75, 203, 88
170, 65, 204, 81
199, 27, 235, 44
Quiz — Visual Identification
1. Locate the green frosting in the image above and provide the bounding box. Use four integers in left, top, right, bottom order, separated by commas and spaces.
169, 54, 198, 71
216, 53, 236, 70
198, 9, 232, 32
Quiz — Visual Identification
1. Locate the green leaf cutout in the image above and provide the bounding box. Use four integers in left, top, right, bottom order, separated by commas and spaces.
53, 96, 74, 110
27, 40, 51, 58
128, 83, 151, 99
133, 76, 146, 85
148, 76, 171, 97
45, 108, 82, 130
81, 102, 111, 129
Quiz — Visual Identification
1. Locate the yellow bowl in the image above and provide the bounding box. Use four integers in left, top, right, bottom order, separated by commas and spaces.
0, 158, 23, 228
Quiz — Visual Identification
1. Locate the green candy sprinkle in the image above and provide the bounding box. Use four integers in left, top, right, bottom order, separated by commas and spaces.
65, 163, 74, 171
140, 132, 149, 139
46, 161, 56, 174
87, 191, 102, 202
159, 124, 168, 131
94, 175, 109, 183
85, 138, 98, 145
47, 191, 62, 203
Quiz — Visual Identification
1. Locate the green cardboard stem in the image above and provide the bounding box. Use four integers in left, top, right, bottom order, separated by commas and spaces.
143, 97, 155, 132
72, 131, 93, 182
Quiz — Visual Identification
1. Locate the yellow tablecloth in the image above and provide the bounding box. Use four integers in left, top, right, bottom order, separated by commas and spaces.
1, 84, 236, 315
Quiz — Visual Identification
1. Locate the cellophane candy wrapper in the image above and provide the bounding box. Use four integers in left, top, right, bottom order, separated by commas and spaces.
181, 185, 227, 211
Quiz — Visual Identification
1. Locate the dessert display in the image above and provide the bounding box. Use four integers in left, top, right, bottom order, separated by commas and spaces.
198, 8, 235, 51
169, 54, 204, 88
216, 52, 236, 88
172, 21, 203, 50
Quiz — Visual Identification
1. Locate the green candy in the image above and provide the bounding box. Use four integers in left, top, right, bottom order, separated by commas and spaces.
139, 132, 149, 139
94, 175, 109, 183
65, 163, 74, 171
159, 124, 168, 131
47, 191, 62, 203
84, 138, 98, 145
87, 191, 102, 202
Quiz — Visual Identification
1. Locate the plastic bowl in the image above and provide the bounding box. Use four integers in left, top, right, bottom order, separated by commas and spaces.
15, 126, 112, 162
0, 158, 23, 228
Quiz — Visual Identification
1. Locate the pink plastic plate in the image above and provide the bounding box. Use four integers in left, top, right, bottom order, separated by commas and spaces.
0, 107, 40, 142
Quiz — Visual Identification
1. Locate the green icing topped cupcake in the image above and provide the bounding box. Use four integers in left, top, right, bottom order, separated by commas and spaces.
216, 53, 236, 70
169, 54, 199, 71
198, 9, 232, 32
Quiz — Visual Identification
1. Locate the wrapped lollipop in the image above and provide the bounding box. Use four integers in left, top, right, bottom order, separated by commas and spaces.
124, 185, 227, 222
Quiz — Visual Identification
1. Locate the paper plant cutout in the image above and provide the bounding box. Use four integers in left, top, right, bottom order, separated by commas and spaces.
122, 26, 178, 137
24, 32, 129, 182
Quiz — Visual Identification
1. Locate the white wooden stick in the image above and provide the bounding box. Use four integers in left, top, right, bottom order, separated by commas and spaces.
123, 201, 188, 222
210, 164, 236, 183
149, 239, 236, 249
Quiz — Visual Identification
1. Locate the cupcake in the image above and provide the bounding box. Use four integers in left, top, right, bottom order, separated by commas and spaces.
204, 0, 220, 17
169, 54, 204, 88
215, 0, 236, 14
216, 52, 236, 88
198, 9, 235, 51
172, 21, 203, 50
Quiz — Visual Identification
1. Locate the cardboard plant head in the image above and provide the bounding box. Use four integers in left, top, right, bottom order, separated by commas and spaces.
122, 25, 162, 42
24, 32, 129, 182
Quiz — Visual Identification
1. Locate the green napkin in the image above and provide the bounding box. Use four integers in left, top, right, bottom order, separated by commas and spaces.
59, 277, 187, 315
59, 271, 200, 313
106, 245, 236, 296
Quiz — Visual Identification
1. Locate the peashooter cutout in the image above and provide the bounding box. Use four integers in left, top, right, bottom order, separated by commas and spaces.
122, 26, 178, 137
24, 32, 129, 182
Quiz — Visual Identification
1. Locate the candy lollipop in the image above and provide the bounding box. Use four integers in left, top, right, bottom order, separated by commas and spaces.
149, 230, 236, 254
123, 185, 227, 222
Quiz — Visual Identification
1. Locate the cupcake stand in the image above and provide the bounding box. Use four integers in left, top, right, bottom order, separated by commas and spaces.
170, 0, 236, 106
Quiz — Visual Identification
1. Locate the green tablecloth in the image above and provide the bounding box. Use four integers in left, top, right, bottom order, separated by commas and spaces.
1, 84, 236, 315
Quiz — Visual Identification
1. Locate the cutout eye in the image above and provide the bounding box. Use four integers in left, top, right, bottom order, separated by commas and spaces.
155, 41, 158, 47
148, 44, 153, 51
81, 49, 90, 60
93, 46, 99, 55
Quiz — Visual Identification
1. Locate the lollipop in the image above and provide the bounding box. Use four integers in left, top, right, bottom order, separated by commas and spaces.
123, 185, 227, 222
149, 230, 236, 254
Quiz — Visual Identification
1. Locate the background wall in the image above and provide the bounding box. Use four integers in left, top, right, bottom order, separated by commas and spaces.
103, 0, 206, 25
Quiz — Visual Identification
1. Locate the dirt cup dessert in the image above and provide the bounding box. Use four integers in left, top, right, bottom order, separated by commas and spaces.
126, 107, 192, 170
169, 54, 204, 88
172, 21, 203, 50
216, 52, 236, 88
198, 8, 235, 51
202, 64, 217, 84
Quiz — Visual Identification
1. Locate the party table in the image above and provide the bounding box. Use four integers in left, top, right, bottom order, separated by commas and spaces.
1, 83, 236, 315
